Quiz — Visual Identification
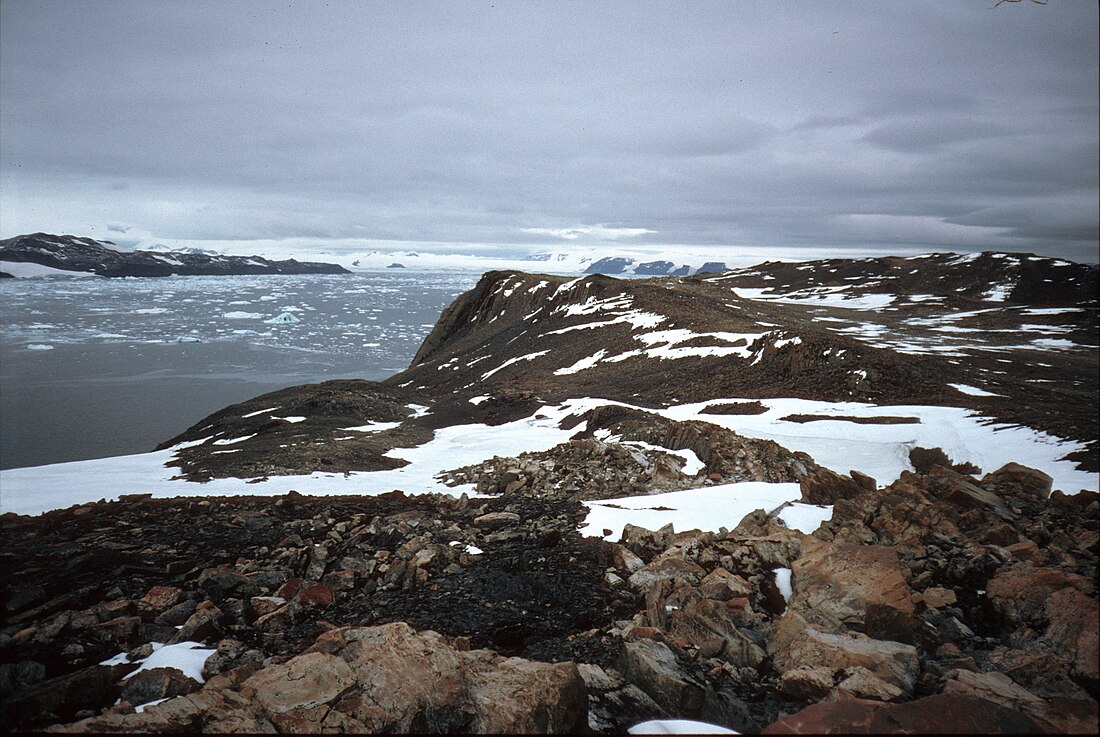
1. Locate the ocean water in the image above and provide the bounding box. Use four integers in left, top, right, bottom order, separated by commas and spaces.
0, 272, 480, 469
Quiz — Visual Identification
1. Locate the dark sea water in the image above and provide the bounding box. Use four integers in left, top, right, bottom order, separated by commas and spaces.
0, 272, 480, 469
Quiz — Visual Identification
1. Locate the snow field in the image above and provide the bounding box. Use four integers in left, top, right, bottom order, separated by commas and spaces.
1, 397, 1094, 526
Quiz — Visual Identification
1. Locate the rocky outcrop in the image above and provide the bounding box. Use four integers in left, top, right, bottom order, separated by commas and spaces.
0, 233, 349, 277
2, 452, 1096, 733
47, 623, 586, 734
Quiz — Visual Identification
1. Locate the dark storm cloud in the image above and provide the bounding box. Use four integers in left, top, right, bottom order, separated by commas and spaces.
1, 0, 1096, 260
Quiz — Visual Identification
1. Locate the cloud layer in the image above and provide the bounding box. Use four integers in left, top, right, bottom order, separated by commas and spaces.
1, 1, 1096, 261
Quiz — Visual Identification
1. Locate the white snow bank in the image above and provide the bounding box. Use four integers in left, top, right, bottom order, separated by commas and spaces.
776, 503, 834, 534
582, 483, 802, 541
1, 396, 1093, 518
100, 641, 215, 684
342, 421, 401, 433
774, 568, 793, 602
0, 260, 98, 278
948, 383, 1003, 397
629, 719, 738, 734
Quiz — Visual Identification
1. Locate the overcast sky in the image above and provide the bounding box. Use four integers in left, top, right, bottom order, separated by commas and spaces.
1, 1, 1097, 261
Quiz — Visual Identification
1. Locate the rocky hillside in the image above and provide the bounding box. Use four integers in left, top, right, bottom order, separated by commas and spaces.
1, 460, 1095, 732
159, 251, 1097, 483
0, 233, 349, 277
2, 250, 1097, 733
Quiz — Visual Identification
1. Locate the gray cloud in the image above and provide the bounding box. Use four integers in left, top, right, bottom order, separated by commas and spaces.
1, 0, 1096, 261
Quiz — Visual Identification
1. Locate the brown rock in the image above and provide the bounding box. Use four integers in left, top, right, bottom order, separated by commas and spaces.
920, 587, 957, 610
664, 592, 765, 667
628, 557, 706, 592
473, 511, 520, 529
986, 565, 1094, 625
465, 657, 587, 733
120, 667, 202, 707
769, 612, 919, 692
276, 577, 305, 599
800, 468, 864, 505
168, 606, 222, 645
778, 666, 835, 701
609, 543, 645, 574
981, 462, 1054, 498
788, 542, 915, 640
620, 638, 704, 717
830, 666, 903, 702
1005, 540, 1044, 565
249, 596, 286, 618
294, 583, 335, 607
698, 567, 752, 601
763, 694, 1045, 734
242, 651, 356, 715
1041, 587, 1099, 687
137, 586, 184, 613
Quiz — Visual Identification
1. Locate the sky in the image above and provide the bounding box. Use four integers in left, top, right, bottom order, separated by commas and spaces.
1, 0, 1097, 263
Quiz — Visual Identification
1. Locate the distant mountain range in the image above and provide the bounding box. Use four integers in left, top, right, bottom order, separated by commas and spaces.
0, 233, 349, 277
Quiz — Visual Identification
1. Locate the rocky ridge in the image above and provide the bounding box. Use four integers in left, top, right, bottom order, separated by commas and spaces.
0, 233, 349, 277
2, 250, 1098, 733
2, 459, 1096, 732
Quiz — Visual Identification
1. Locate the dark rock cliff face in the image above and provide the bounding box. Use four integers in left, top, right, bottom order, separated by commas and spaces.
0, 233, 349, 277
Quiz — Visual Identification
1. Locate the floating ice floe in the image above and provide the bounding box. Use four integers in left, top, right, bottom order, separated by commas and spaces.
265, 312, 301, 324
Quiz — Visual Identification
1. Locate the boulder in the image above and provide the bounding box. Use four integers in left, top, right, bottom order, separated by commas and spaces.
799, 468, 865, 505
769, 612, 919, 693
48, 622, 588, 734
788, 542, 915, 640
981, 463, 1054, 498
465, 656, 587, 733
1040, 587, 1099, 688
628, 557, 706, 592
986, 565, 1094, 625
137, 585, 184, 613
622, 523, 675, 561
120, 667, 202, 707
620, 638, 704, 717
698, 568, 752, 601
663, 592, 765, 667
762, 694, 1045, 734
830, 666, 903, 702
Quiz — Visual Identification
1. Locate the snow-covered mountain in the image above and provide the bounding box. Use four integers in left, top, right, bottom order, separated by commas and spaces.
0, 233, 349, 277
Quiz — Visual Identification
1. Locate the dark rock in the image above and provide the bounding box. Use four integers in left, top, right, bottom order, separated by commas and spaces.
120, 667, 202, 706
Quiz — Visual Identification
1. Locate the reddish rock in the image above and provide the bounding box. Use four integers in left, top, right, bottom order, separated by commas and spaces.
763, 694, 1045, 734
137, 586, 183, 613
788, 542, 915, 639
920, 587, 957, 610
799, 468, 864, 505
769, 612, 919, 693
986, 565, 1094, 625
698, 567, 752, 601
294, 583, 335, 608
1041, 587, 1099, 687
465, 656, 587, 733
242, 651, 355, 714
276, 577, 305, 600
981, 462, 1054, 498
